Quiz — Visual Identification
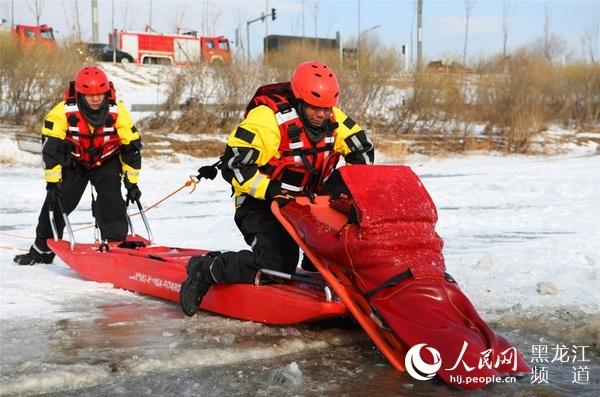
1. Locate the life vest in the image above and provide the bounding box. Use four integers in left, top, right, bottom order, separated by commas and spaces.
246, 82, 340, 194
63, 81, 121, 168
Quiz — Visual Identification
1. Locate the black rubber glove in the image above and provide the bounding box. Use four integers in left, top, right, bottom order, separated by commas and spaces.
197, 165, 218, 180
266, 180, 295, 208
45, 182, 60, 209
124, 179, 142, 205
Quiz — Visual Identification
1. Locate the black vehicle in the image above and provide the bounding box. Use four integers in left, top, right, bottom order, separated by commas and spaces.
77, 42, 134, 63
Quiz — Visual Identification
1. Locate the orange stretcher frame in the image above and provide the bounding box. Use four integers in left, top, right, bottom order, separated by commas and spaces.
272, 196, 408, 371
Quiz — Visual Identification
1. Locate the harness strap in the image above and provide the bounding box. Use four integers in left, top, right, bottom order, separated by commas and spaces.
364, 270, 457, 298
66, 81, 77, 104
282, 145, 334, 157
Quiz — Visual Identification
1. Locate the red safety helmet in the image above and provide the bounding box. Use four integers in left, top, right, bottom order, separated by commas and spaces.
290, 61, 339, 107
74, 66, 110, 95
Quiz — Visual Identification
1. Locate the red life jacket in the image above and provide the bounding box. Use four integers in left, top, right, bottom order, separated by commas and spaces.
63, 81, 121, 168
246, 82, 340, 194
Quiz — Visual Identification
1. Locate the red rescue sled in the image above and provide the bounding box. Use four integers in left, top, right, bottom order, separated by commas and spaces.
47, 237, 347, 325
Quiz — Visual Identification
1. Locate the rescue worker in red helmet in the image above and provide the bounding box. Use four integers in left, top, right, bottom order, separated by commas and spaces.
14, 65, 142, 265
180, 60, 374, 316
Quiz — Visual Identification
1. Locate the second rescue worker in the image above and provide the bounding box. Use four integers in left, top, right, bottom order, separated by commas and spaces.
180, 60, 374, 316
14, 65, 142, 265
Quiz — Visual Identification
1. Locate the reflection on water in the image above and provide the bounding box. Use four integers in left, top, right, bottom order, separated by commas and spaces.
1, 302, 598, 396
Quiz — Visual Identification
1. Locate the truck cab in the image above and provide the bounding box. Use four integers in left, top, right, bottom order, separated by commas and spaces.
13, 24, 56, 49
201, 36, 232, 66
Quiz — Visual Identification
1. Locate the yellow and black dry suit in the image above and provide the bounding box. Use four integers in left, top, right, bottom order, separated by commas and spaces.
32, 93, 141, 256
208, 83, 374, 285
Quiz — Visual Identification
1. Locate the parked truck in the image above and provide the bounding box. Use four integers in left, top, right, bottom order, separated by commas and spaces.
11, 24, 56, 49
109, 28, 232, 66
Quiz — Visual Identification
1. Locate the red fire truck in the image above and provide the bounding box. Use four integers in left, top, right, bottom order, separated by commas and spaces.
109, 29, 232, 66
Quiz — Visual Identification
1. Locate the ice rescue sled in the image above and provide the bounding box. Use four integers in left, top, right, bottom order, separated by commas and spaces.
273, 165, 531, 390
48, 239, 347, 326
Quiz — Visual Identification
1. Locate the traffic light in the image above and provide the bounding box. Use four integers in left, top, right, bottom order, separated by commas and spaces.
272, 8, 277, 21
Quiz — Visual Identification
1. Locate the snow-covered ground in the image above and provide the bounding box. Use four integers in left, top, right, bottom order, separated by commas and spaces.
1, 132, 599, 395
1, 62, 599, 395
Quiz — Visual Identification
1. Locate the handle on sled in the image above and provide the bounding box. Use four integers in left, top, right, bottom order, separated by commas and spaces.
134, 199, 153, 244
126, 211, 136, 237
254, 268, 333, 302
49, 196, 76, 251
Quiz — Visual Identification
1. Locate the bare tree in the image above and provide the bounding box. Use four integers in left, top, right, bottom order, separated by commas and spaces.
61, 1, 82, 40
73, 0, 82, 40
308, 0, 320, 44
0, 1, 11, 26
530, 34, 569, 63
233, 9, 247, 54
501, 0, 512, 59
200, 0, 223, 37
290, 14, 301, 36
148, 0, 153, 30
580, 18, 599, 64
201, 0, 209, 36
301, 0, 305, 37
121, 1, 129, 30
324, 15, 338, 38
170, 0, 188, 33
26, 0, 45, 26
463, 0, 476, 66
207, 2, 223, 37
543, 0, 551, 61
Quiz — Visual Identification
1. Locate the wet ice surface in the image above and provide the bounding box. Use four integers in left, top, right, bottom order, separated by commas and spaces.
1, 149, 599, 395
2, 304, 599, 396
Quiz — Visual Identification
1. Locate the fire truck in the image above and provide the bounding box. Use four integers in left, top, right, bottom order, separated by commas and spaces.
109, 29, 232, 66
12, 24, 56, 49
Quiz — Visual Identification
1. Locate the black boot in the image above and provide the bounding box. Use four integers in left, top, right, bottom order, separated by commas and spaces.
14, 246, 55, 266
179, 253, 217, 316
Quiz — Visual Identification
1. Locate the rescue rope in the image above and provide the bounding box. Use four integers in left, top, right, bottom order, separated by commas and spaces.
126, 175, 199, 216
0, 232, 32, 240
0, 245, 28, 252
0, 175, 200, 241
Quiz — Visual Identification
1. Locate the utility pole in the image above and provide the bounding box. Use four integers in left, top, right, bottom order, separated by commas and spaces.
246, 8, 277, 61
92, 0, 99, 42
417, 0, 423, 70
